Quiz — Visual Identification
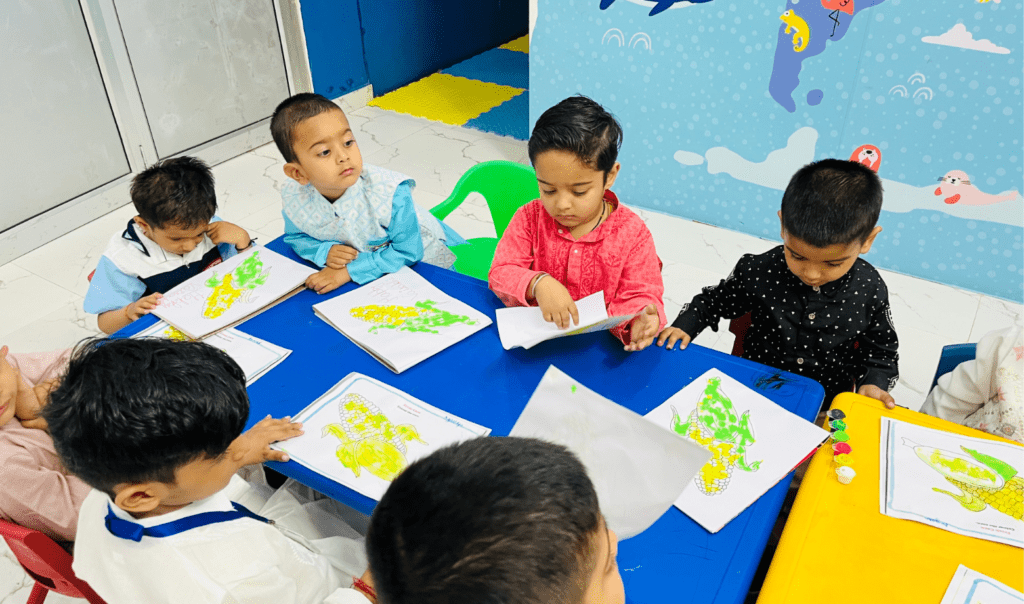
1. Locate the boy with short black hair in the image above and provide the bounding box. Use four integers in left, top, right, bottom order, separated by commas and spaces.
44, 338, 368, 604
658, 159, 900, 408
366, 436, 624, 604
270, 93, 466, 295
85, 157, 253, 334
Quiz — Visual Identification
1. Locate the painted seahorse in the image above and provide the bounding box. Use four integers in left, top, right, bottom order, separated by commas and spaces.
780, 10, 810, 52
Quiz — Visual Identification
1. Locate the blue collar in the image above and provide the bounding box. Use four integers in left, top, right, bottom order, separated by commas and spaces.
121, 220, 151, 257
105, 502, 271, 542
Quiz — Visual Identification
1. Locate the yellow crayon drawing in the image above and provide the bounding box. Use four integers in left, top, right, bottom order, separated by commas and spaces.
202, 251, 271, 319
323, 393, 426, 482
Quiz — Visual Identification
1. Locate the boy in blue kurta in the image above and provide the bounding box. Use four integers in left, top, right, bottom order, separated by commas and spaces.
270, 93, 466, 295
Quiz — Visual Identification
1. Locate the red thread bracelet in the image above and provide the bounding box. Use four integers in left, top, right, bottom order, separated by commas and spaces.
352, 577, 377, 601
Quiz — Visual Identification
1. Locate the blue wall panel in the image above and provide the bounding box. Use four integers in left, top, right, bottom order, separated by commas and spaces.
357, 0, 528, 95
300, 0, 369, 98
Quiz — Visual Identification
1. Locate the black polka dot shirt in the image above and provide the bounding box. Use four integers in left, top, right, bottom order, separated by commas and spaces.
672, 246, 900, 404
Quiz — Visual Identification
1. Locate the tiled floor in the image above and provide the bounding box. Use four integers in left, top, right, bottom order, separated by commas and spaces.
1, 105, 1021, 602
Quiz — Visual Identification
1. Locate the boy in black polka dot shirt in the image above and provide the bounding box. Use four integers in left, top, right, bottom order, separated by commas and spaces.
657, 159, 899, 409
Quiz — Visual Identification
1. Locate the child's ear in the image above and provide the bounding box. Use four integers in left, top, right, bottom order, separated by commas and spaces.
603, 162, 622, 190
859, 226, 883, 254
283, 162, 308, 185
133, 216, 151, 237
114, 483, 163, 515
777, 210, 786, 240
0, 345, 8, 359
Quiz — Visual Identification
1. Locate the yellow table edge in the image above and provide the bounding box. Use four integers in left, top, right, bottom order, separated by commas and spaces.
758, 393, 1023, 604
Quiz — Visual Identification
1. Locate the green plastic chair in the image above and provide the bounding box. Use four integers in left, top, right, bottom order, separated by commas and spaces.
430, 160, 539, 281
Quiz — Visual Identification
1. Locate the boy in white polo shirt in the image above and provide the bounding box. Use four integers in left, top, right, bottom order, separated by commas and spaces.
84, 157, 253, 333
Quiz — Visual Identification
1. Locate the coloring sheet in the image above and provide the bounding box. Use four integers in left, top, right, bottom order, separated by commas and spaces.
312, 266, 492, 373
496, 291, 636, 350
644, 368, 829, 533
939, 565, 1023, 604
133, 321, 291, 385
509, 366, 710, 539
273, 373, 490, 502
880, 417, 1023, 548
153, 246, 316, 340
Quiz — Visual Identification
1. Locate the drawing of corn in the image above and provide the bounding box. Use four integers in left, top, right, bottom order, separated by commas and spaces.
323, 393, 426, 481
202, 251, 270, 319
350, 299, 477, 334
906, 439, 1023, 521
671, 377, 761, 496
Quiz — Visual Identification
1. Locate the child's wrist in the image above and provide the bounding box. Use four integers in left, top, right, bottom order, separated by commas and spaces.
529, 273, 549, 301
236, 237, 256, 251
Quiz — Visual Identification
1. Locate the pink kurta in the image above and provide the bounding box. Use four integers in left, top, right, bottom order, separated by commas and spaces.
1, 350, 91, 542
489, 191, 667, 344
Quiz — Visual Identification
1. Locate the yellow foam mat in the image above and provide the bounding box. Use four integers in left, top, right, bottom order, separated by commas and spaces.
500, 34, 529, 53
369, 73, 524, 126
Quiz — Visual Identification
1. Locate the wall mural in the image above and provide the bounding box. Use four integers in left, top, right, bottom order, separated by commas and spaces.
531, 0, 1022, 301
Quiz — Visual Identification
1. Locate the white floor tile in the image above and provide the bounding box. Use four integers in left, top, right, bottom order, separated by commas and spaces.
212, 145, 289, 224
968, 295, 1024, 341
0, 265, 80, 342
880, 269, 982, 343
1, 300, 100, 354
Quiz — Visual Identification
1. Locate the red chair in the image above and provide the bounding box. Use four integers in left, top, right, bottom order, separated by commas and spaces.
728, 312, 752, 357
0, 519, 107, 604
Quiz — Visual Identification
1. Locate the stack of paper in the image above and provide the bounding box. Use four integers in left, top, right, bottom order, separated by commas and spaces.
939, 565, 1023, 604
496, 291, 636, 350
312, 267, 492, 373
645, 369, 829, 533
134, 321, 291, 385
152, 246, 316, 340
273, 372, 490, 502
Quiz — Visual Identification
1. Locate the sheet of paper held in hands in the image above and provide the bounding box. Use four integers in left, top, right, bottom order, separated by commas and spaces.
312, 266, 492, 373
508, 366, 711, 539
880, 417, 1023, 548
133, 321, 291, 386
496, 291, 637, 350
939, 564, 1023, 604
273, 373, 490, 502
152, 246, 316, 340
644, 369, 829, 533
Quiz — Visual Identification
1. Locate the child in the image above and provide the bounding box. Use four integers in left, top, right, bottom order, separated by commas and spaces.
84, 157, 253, 334
0, 346, 90, 543
270, 93, 467, 295
43, 338, 370, 604
657, 159, 900, 408
921, 325, 1023, 443
366, 436, 624, 604
488, 96, 665, 351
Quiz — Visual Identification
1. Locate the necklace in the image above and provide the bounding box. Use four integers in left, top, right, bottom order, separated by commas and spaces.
585, 201, 608, 236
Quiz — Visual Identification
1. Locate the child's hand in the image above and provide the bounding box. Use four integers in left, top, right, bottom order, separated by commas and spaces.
535, 278, 579, 329
656, 327, 692, 350
306, 267, 351, 294
228, 415, 304, 467
126, 293, 162, 321
326, 245, 359, 269
624, 304, 660, 352
858, 384, 896, 409
205, 221, 252, 250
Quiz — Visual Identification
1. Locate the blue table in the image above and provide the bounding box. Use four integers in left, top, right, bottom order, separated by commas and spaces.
121, 238, 824, 604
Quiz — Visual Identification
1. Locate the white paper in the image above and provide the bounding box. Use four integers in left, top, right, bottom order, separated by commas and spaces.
645, 369, 829, 533
152, 246, 316, 340
495, 291, 636, 350
312, 266, 492, 373
273, 373, 490, 502
509, 366, 711, 539
939, 564, 1023, 604
134, 321, 291, 385
880, 417, 1023, 548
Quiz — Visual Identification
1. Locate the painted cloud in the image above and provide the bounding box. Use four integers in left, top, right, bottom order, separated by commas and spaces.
922, 23, 1011, 55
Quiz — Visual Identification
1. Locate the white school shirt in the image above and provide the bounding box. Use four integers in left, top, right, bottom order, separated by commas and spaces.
73, 474, 369, 604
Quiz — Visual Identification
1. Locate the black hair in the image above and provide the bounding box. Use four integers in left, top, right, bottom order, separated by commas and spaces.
270, 93, 343, 164
528, 95, 623, 177
780, 159, 884, 247
366, 437, 603, 604
43, 338, 248, 497
130, 156, 217, 230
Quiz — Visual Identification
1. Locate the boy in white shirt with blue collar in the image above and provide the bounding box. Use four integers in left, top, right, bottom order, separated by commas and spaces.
84, 157, 253, 334
44, 338, 371, 604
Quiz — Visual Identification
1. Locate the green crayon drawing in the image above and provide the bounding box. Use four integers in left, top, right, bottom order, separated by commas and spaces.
671, 377, 761, 496
350, 300, 477, 334
905, 439, 1022, 521
571, 385, 578, 394
202, 251, 271, 319
323, 393, 426, 482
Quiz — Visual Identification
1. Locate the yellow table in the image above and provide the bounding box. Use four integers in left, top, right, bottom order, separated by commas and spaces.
758, 393, 1023, 603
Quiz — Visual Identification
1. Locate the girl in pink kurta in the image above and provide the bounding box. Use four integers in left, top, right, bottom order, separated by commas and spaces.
0, 346, 91, 542
489, 96, 666, 350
